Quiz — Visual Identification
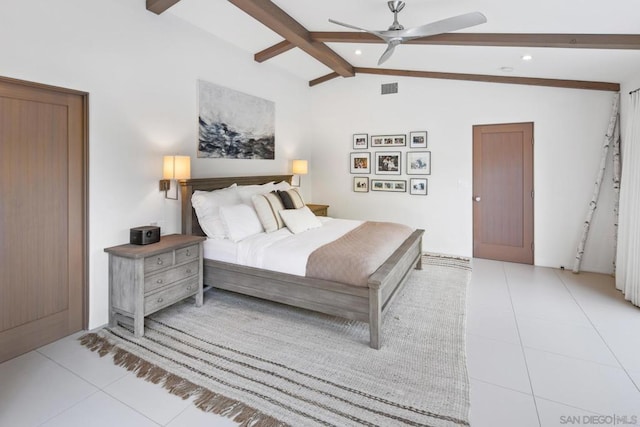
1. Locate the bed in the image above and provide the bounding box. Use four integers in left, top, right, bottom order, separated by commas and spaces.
179, 175, 424, 349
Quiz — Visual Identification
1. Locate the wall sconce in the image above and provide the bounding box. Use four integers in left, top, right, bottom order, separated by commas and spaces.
291, 159, 308, 187
160, 155, 191, 199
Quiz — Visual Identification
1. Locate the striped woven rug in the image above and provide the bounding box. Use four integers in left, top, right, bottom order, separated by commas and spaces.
81, 253, 472, 427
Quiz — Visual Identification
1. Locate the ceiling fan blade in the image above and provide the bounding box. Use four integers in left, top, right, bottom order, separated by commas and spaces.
399, 11, 487, 40
328, 19, 373, 33
377, 40, 401, 65
328, 19, 391, 42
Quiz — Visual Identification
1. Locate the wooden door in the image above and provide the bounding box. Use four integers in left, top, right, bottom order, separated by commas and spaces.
473, 122, 534, 264
0, 76, 87, 362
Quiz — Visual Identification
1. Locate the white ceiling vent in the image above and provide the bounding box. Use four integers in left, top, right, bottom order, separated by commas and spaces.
381, 82, 398, 95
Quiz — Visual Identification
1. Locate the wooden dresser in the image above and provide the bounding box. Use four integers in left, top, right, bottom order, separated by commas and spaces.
104, 234, 206, 337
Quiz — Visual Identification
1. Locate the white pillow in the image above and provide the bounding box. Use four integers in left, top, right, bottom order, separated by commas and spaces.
218, 204, 264, 242
252, 192, 285, 233
191, 184, 240, 239
273, 180, 292, 191
237, 182, 276, 205
278, 206, 322, 234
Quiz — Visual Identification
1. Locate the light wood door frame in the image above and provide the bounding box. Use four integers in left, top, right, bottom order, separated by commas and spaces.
0, 76, 89, 362
473, 122, 534, 264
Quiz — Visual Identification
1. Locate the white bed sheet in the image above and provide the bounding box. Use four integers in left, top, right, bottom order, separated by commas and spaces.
203, 217, 362, 277
203, 237, 239, 264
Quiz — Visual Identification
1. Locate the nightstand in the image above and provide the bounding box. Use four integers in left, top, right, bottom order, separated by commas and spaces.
306, 203, 329, 216
104, 234, 206, 337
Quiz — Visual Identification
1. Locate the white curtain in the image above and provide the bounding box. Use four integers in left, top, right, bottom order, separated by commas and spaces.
616, 91, 640, 306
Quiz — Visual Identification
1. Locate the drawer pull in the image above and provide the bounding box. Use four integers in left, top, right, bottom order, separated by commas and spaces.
156, 279, 163, 284
187, 285, 192, 290
186, 269, 192, 274
157, 297, 164, 303
186, 249, 191, 256
157, 258, 163, 265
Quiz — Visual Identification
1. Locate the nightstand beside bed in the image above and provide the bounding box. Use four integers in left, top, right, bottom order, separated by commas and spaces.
105, 234, 205, 337
306, 203, 329, 216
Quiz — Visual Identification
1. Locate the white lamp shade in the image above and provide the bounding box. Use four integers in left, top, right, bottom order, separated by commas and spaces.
292, 159, 308, 175
163, 155, 191, 180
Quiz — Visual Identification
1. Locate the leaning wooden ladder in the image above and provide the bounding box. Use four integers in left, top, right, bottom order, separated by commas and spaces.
573, 92, 621, 273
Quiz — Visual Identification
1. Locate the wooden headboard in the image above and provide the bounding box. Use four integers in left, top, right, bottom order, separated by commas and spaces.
179, 175, 293, 236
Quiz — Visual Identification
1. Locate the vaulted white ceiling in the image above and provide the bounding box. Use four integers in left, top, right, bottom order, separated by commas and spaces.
165, 0, 640, 88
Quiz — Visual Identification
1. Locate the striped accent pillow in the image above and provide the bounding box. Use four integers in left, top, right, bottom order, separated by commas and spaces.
277, 188, 305, 209
252, 192, 285, 233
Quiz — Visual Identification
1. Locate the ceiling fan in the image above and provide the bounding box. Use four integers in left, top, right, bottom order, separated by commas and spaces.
329, 1, 487, 65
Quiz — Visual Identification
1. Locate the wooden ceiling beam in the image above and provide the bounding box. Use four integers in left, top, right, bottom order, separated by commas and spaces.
354, 67, 620, 92
311, 32, 640, 49
255, 40, 295, 63
146, 0, 182, 15
309, 72, 341, 87
229, 0, 354, 77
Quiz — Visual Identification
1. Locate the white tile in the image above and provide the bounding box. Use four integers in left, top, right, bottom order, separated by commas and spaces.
509, 288, 592, 327
466, 305, 520, 344
466, 334, 531, 393
597, 326, 640, 373
104, 372, 193, 425
468, 260, 514, 312
558, 271, 640, 330
37, 331, 128, 388
576, 299, 640, 332
628, 370, 640, 389
469, 379, 539, 427
517, 316, 619, 367
535, 398, 600, 427
503, 263, 563, 290
167, 405, 239, 427
525, 348, 640, 415
505, 268, 580, 311
41, 391, 158, 427
0, 351, 97, 426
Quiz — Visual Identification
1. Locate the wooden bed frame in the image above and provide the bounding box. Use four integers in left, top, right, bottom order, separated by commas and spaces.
179, 175, 424, 349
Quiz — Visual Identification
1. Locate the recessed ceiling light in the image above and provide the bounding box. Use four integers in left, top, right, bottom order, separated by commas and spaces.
521, 54, 533, 61
500, 66, 514, 72
355, 49, 362, 55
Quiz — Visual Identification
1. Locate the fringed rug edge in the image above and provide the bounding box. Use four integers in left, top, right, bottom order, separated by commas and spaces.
78, 332, 286, 427
421, 252, 472, 271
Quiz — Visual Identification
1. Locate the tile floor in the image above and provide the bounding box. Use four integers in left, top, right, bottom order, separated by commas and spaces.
1, 258, 639, 426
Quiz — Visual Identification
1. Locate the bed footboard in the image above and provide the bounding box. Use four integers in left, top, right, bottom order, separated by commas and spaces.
367, 229, 424, 349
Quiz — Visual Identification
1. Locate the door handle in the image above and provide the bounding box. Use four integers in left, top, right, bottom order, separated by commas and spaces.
474, 196, 481, 202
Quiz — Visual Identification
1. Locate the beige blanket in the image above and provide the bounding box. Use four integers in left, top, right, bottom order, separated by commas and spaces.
306, 221, 414, 287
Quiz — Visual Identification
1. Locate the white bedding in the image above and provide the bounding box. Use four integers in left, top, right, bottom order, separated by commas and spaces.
202, 237, 238, 264
203, 217, 362, 276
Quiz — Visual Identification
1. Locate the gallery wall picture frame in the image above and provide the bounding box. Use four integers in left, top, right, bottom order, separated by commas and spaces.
353, 133, 368, 149
371, 134, 406, 147
406, 151, 431, 175
353, 176, 369, 192
375, 151, 401, 175
371, 179, 407, 192
409, 131, 428, 148
410, 178, 428, 195
350, 152, 371, 174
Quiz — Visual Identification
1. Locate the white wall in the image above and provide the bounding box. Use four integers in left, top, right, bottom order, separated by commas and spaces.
0, 0, 312, 329
309, 75, 617, 274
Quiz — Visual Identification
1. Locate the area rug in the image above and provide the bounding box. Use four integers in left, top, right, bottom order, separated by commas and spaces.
80, 253, 471, 427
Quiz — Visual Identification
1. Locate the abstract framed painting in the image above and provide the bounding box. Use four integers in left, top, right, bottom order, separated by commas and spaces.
198, 80, 275, 159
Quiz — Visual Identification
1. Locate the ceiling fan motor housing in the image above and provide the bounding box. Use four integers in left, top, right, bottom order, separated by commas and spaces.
388, 1, 405, 30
